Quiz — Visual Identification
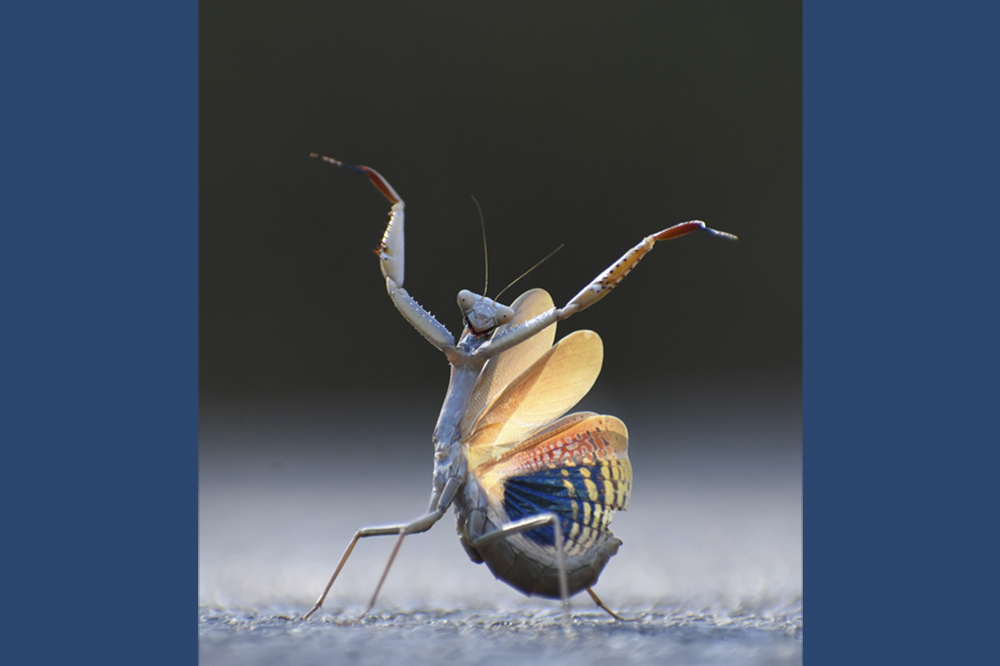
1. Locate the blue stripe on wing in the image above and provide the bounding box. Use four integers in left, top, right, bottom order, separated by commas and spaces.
502, 462, 630, 549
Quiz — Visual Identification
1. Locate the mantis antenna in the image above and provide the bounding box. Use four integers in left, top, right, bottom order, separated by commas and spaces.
470, 195, 489, 296
494, 243, 565, 302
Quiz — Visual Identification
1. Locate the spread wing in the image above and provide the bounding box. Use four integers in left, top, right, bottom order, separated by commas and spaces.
474, 412, 631, 555
459, 288, 557, 437
464, 329, 603, 468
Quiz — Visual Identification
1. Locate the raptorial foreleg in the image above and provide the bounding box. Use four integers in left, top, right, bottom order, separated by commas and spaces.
310, 154, 457, 354
481, 221, 737, 357
560, 221, 738, 317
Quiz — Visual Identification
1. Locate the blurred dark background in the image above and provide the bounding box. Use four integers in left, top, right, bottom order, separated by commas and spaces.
200, 2, 801, 400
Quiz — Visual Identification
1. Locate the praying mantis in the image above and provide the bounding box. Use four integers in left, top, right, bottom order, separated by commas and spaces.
304, 155, 736, 626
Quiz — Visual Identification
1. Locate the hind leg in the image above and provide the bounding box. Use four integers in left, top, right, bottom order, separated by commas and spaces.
586, 587, 627, 621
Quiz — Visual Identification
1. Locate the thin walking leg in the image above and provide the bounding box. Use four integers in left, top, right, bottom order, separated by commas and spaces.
586, 587, 626, 622
471, 513, 572, 635
360, 532, 407, 619
302, 507, 446, 621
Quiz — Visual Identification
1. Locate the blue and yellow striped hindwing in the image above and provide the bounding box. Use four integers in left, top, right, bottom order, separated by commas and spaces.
475, 412, 631, 557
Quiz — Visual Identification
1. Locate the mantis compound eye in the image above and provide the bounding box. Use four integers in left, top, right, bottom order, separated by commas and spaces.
457, 289, 477, 313
494, 304, 515, 326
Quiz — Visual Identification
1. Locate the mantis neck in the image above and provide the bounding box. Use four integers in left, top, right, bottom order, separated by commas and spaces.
429, 331, 490, 508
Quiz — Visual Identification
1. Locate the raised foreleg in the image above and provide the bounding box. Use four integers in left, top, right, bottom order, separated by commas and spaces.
481, 221, 737, 357
311, 154, 457, 355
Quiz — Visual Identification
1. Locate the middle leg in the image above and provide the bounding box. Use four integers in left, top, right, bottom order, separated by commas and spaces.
303, 507, 447, 621
471, 513, 572, 634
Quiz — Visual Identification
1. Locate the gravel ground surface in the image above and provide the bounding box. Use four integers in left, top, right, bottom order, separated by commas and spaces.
200, 607, 802, 666
200, 385, 801, 665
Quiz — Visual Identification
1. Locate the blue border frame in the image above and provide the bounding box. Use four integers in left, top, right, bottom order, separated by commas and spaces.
805, 2, 996, 663
6, 1, 997, 662
6, 3, 197, 663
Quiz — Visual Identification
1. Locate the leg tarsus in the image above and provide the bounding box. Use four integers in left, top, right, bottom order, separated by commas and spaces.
309, 153, 401, 203
586, 587, 628, 622
652, 220, 738, 242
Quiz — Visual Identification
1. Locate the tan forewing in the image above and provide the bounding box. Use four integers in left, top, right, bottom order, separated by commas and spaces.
465, 329, 603, 466
459, 288, 556, 436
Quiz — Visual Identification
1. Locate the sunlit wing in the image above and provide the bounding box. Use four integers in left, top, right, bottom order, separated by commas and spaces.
475, 412, 631, 555
464, 329, 603, 467
459, 288, 557, 437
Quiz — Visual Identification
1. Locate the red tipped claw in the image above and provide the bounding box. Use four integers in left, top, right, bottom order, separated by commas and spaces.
310, 153, 401, 204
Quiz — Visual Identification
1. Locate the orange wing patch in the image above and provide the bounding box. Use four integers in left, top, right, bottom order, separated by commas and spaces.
476, 412, 630, 510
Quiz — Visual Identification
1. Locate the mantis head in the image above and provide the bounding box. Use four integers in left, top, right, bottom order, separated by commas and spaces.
457, 289, 515, 335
